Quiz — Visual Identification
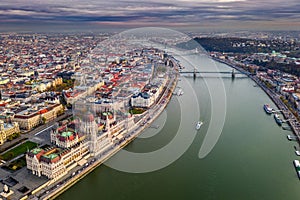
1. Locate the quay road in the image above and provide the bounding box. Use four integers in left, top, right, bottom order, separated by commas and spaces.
37, 66, 179, 200
251, 76, 300, 141
212, 57, 251, 76
213, 57, 300, 142
0, 110, 73, 153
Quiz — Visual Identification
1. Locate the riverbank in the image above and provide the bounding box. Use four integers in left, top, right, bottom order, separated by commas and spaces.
56, 52, 300, 200
38, 68, 179, 200
212, 57, 251, 76
212, 57, 300, 143
251, 76, 300, 141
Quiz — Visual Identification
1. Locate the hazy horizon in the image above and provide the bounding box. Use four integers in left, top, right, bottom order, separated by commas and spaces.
0, 0, 300, 33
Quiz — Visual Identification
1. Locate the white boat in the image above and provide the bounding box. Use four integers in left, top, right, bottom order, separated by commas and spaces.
288, 135, 297, 141
295, 151, 300, 156
177, 89, 184, 96
294, 160, 300, 167
196, 121, 203, 130
293, 160, 300, 179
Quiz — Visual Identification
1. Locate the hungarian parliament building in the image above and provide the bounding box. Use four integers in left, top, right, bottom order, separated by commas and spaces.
26, 104, 135, 180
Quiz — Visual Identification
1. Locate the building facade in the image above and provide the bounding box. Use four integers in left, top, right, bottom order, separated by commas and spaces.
27, 129, 89, 180
0, 120, 20, 145
27, 101, 137, 180
13, 103, 63, 130
26, 142, 89, 180
50, 130, 84, 149
131, 92, 153, 108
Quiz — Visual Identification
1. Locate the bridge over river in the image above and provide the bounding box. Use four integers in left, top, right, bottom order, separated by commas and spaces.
179, 68, 249, 79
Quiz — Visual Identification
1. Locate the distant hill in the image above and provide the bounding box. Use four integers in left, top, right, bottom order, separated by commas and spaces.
177, 37, 296, 54
194, 37, 260, 53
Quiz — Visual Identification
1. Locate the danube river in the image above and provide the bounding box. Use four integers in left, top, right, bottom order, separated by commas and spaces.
57, 54, 300, 200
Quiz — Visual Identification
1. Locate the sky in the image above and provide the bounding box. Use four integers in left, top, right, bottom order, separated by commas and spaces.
0, 0, 300, 32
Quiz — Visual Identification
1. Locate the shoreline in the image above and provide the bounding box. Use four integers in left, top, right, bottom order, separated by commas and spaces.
251, 76, 300, 141
38, 68, 179, 200
23, 54, 298, 200
212, 57, 300, 142
43, 55, 299, 200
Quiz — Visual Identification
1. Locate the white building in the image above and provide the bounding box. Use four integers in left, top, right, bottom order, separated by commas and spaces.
131, 92, 153, 108
79, 112, 112, 157
27, 101, 136, 180
26, 142, 89, 180
50, 130, 84, 149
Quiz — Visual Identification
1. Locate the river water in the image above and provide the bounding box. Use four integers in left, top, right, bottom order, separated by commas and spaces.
57, 54, 300, 200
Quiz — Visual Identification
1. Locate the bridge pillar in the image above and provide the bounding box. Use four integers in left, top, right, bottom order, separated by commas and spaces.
193, 68, 196, 79
231, 69, 235, 79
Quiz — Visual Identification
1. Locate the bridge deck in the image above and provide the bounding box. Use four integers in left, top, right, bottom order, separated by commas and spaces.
179, 71, 243, 74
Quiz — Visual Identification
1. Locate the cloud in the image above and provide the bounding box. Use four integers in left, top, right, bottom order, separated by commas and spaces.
0, 0, 299, 30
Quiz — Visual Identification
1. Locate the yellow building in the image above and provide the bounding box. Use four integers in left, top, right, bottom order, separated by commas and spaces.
13, 103, 64, 130
0, 120, 20, 145
52, 77, 63, 87
0, 78, 9, 85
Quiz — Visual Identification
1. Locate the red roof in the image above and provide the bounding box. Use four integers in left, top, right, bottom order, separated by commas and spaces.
57, 125, 67, 132
51, 156, 60, 163
69, 134, 74, 141
39, 109, 48, 114
36, 150, 45, 160
0, 103, 7, 107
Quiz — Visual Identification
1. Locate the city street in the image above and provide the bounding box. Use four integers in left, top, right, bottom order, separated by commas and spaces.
0, 110, 72, 153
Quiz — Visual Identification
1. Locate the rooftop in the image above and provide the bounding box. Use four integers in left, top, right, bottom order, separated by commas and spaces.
42, 153, 58, 160
60, 131, 73, 138
31, 148, 43, 155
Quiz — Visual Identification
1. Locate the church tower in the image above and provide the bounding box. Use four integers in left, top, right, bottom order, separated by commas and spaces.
80, 112, 98, 155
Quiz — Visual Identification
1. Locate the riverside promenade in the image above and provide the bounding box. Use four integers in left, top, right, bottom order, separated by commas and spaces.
212, 57, 300, 142
37, 66, 179, 200
251, 76, 300, 141
212, 57, 251, 76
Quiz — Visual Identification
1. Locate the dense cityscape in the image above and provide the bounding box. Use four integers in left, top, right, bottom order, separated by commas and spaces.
0, 32, 181, 199
0, 0, 300, 199
0, 30, 299, 199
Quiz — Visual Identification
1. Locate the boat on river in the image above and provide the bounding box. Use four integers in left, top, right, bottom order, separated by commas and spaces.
293, 160, 300, 179
287, 135, 297, 141
263, 104, 273, 114
274, 114, 282, 126
196, 121, 203, 130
